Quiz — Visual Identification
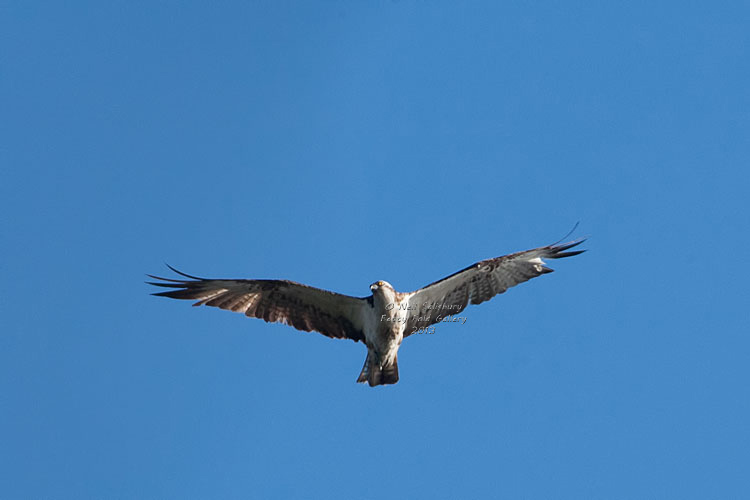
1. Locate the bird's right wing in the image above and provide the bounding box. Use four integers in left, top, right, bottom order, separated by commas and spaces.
148, 266, 371, 343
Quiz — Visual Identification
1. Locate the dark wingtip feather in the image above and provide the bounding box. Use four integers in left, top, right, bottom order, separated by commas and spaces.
555, 249, 586, 258
148, 266, 208, 297
146, 281, 187, 288
164, 263, 205, 281
550, 222, 580, 246
546, 238, 587, 259
555, 238, 586, 251
547, 238, 586, 254
151, 289, 202, 299
146, 273, 188, 283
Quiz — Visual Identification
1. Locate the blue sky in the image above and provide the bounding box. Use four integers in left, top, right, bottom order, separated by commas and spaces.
2, 2, 749, 498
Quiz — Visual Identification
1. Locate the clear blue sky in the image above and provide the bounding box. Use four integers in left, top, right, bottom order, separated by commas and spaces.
2, 2, 749, 498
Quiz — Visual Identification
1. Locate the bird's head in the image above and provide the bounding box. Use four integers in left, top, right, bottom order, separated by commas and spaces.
370, 280, 394, 294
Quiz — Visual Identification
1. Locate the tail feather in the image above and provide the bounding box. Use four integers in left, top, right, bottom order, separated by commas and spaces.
381, 355, 399, 385
356, 353, 371, 384
357, 351, 399, 387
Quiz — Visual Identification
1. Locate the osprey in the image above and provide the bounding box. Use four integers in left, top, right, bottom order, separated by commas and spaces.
148, 236, 585, 386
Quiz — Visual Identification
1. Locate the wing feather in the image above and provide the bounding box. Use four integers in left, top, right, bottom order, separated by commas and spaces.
148, 269, 370, 342
404, 238, 585, 335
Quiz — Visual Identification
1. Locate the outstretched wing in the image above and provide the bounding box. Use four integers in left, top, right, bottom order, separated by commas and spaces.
404, 239, 585, 336
148, 266, 370, 343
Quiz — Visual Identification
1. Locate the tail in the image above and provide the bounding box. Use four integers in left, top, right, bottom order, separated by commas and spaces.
357, 351, 399, 387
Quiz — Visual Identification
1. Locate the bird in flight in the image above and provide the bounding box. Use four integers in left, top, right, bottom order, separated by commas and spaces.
148, 234, 585, 386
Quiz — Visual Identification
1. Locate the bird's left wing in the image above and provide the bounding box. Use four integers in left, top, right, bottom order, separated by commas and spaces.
403, 239, 585, 336
148, 266, 370, 343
